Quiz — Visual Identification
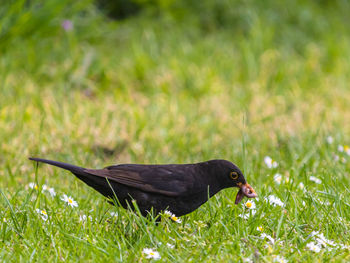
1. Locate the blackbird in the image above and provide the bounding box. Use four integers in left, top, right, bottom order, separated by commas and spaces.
29, 158, 257, 217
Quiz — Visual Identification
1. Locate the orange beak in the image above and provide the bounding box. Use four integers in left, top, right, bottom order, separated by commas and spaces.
235, 183, 257, 204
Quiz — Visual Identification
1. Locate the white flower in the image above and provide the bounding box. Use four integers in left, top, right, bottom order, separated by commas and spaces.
239, 209, 256, 219
110, 212, 118, 217
79, 214, 92, 222
48, 187, 56, 197
163, 210, 181, 223
142, 248, 161, 260
164, 210, 172, 217
338, 145, 344, 152
239, 213, 249, 219
345, 145, 350, 156
274, 173, 282, 184
170, 214, 182, 223
3, 217, 7, 223
35, 209, 48, 221
334, 155, 340, 161
326, 136, 334, 144
42, 184, 48, 191
61, 194, 78, 207
309, 176, 321, 184
306, 242, 321, 252
339, 243, 350, 250
298, 182, 305, 189
244, 200, 256, 210
261, 233, 275, 244
166, 243, 175, 248
311, 232, 336, 247
28, 182, 38, 190
316, 233, 336, 247
265, 195, 285, 207
273, 255, 288, 263
243, 258, 253, 263
264, 156, 278, 169
310, 231, 319, 237
257, 226, 263, 232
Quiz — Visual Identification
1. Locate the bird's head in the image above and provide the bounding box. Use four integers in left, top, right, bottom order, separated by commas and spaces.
207, 160, 257, 204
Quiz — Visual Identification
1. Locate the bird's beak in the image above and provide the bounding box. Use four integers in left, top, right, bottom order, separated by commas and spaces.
235, 183, 257, 204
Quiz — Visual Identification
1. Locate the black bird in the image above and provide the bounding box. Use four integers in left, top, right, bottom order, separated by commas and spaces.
29, 158, 257, 217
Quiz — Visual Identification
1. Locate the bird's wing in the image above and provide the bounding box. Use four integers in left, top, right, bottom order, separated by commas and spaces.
85, 164, 202, 197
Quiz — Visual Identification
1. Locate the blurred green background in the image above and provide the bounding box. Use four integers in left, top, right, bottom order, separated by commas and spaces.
1, 0, 350, 182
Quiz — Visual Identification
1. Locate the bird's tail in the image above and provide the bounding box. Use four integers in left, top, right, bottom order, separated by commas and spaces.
29, 157, 86, 175
29, 157, 117, 199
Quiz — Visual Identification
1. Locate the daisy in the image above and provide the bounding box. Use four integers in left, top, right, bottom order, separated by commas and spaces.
239, 209, 256, 219
61, 194, 78, 208
345, 145, 350, 156
142, 248, 161, 260
338, 145, 344, 152
110, 212, 118, 217
273, 255, 288, 263
244, 200, 256, 210
48, 187, 56, 197
316, 233, 336, 247
257, 226, 263, 232
79, 214, 92, 222
3, 217, 7, 223
239, 213, 250, 220
339, 244, 350, 250
166, 243, 175, 248
274, 173, 282, 184
35, 209, 48, 221
28, 182, 38, 190
298, 182, 305, 189
310, 231, 320, 237
261, 233, 275, 244
164, 210, 172, 217
264, 156, 278, 169
170, 214, 182, 223
309, 176, 321, 184
265, 195, 285, 207
326, 136, 333, 144
306, 242, 321, 252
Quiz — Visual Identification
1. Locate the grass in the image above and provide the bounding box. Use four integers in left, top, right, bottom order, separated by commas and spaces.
1, 0, 350, 261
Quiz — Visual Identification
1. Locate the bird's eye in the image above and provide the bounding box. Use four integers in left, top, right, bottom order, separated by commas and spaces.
230, 171, 239, 180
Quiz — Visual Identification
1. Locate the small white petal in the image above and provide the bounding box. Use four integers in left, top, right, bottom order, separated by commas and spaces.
309, 176, 322, 184
260, 233, 275, 244
274, 173, 282, 184
166, 243, 175, 249
48, 188, 56, 197
143, 248, 161, 260
244, 200, 256, 210
326, 136, 333, 144
306, 242, 322, 252
265, 195, 285, 207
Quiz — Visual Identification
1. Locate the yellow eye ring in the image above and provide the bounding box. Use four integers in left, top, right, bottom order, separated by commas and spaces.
230, 171, 238, 180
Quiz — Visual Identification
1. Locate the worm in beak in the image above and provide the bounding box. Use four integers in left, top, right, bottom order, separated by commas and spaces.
235, 183, 257, 204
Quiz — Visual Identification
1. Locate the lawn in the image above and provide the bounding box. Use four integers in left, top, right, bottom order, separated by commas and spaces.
1, 0, 350, 262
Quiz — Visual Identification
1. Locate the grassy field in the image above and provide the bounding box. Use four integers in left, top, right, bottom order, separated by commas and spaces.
1, 0, 350, 261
